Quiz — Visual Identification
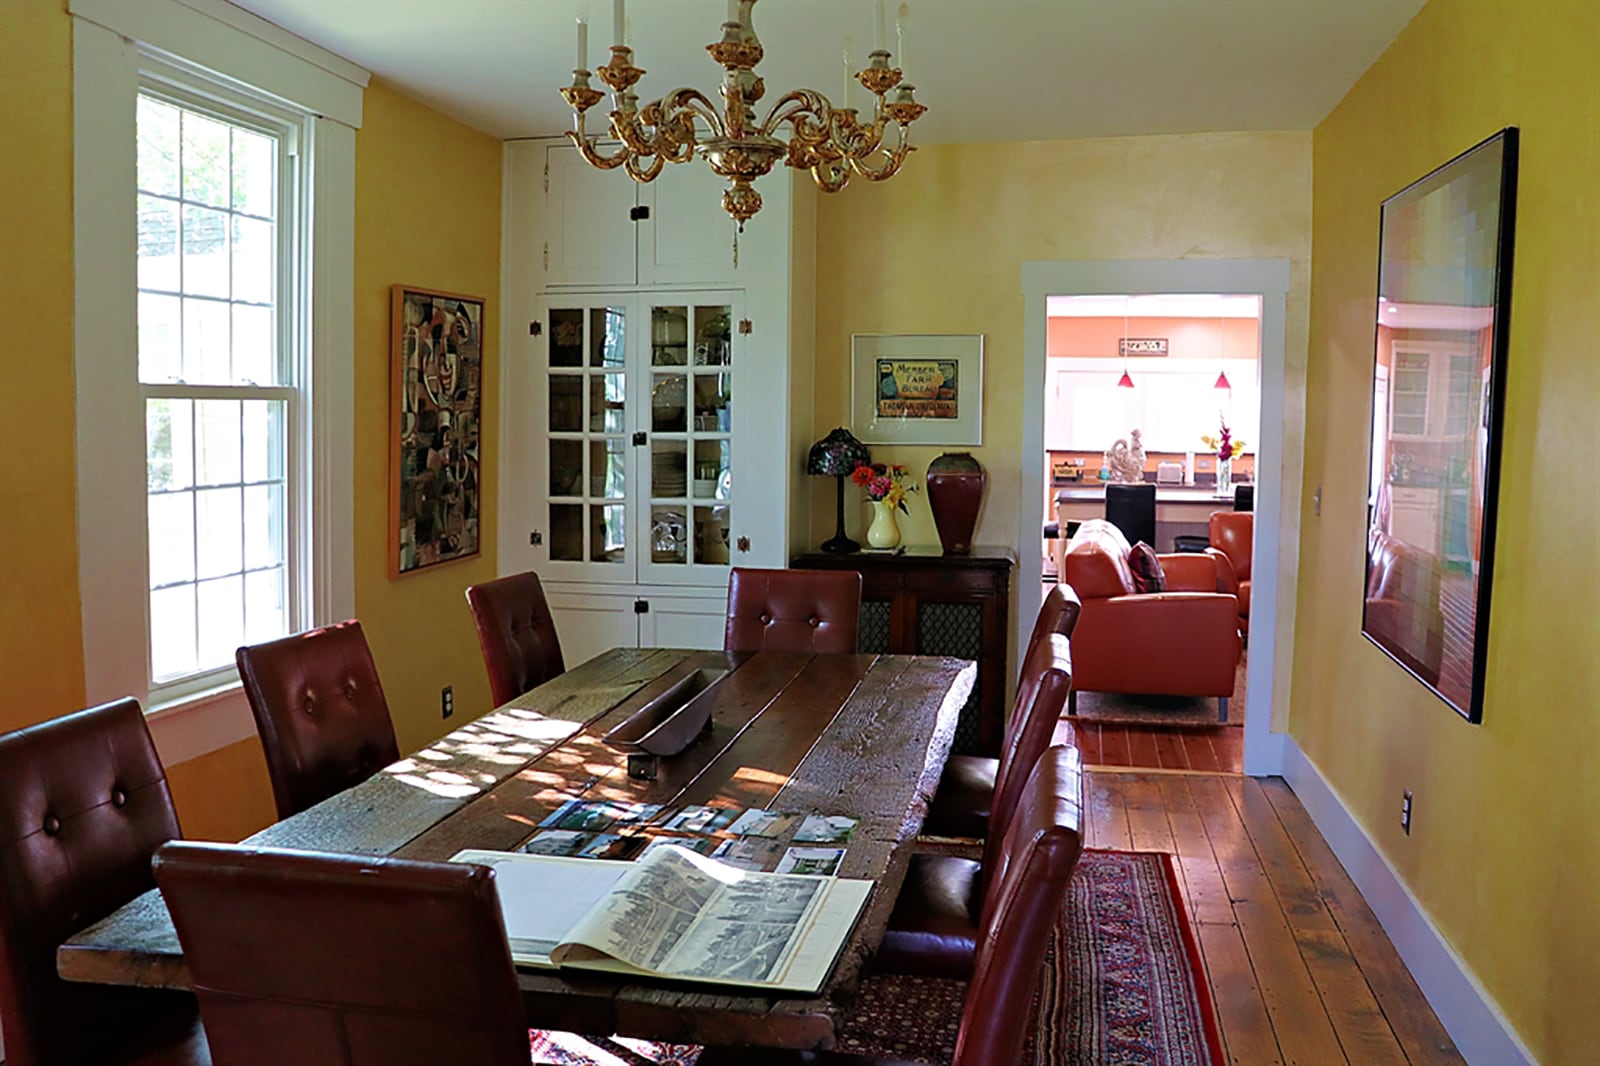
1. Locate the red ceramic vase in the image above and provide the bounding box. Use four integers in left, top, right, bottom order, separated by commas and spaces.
926, 452, 987, 555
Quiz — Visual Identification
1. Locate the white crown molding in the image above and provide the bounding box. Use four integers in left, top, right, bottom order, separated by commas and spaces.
70, 0, 370, 127
1282, 740, 1537, 1066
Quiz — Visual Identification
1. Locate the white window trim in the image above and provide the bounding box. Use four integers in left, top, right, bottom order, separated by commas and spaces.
72, 6, 361, 765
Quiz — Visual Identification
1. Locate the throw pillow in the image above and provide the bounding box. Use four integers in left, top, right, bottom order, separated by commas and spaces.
1127, 542, 1167, 593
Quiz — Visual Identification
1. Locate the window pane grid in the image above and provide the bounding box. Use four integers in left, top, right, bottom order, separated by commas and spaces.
139, 89, 294, 690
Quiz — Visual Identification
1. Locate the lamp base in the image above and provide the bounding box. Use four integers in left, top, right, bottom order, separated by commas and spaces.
820, 534, 861, 554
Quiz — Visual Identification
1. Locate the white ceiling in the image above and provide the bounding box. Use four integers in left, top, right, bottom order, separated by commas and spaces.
1049, 294, 1262, 319
229, 0, 1426, 142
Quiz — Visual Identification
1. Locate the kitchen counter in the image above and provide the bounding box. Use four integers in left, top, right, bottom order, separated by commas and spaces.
1055, 485, 1236, 504
1054, 484, 1240, 552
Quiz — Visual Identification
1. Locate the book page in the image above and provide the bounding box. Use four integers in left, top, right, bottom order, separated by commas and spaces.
557, 845, 733, 973
451, 849, 631, 967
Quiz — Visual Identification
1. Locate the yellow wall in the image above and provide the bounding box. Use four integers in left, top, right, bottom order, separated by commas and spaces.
1295, 0, 1600, 1059
0, 0, 86, 734
352, 80, 503, 756
0, 0, 503, 842
810, 131, 1311, 556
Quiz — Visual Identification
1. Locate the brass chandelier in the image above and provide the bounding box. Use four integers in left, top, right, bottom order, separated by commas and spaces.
560, 0, 926, 228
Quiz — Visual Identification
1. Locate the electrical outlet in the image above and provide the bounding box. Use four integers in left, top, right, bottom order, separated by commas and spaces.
441, 685, 454, 720
1401, 789, 1413, 835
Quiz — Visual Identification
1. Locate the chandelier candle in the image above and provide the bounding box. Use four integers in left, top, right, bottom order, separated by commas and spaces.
576, 18, 587, 71
558, 0, 927, 228
613, 0, 624, 47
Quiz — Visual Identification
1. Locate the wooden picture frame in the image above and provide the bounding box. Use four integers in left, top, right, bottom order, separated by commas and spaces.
849, 333, 984, 446
390, 285, 485, 578
1361, 128, 1518, 722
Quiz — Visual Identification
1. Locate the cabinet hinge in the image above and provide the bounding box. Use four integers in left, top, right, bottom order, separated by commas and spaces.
633, 599, 649, 614
529, 530, 543, 546
738, 319, 753, 335
542, 242, 549, 271
629, 205, 650, 221
736, 536, 751, 553
542, 162, 549, 193
529, 321, 542, 337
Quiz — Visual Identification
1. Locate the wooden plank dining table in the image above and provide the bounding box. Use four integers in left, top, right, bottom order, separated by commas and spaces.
58, 647, 976, 1051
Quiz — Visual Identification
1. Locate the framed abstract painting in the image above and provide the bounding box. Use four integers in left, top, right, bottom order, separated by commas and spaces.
390, 285, 485, 577
1361, 128, 1518, 723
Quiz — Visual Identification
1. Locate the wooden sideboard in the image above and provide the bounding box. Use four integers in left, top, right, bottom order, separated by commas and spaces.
793, 547, 1015, 756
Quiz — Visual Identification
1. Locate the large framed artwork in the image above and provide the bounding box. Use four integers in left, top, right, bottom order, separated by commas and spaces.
1362, 128, 1518, 723
390, 285, 485, 577
850, 333, 983, 445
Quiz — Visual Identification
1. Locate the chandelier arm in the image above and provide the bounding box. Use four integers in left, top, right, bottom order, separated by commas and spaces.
847, 139, 912, 182
758, 90, 829, 138
565, 127, 631, 171
624, 153, 668, 183
659, 88, 726, 135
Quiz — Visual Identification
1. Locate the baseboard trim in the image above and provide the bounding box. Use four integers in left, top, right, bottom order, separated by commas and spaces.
1281, 739, 1536, 1066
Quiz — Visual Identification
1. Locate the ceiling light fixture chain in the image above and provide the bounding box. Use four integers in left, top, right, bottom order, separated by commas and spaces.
560, 0, 926, 229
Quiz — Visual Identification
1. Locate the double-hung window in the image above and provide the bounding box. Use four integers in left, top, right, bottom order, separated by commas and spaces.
135, 78, 307, 700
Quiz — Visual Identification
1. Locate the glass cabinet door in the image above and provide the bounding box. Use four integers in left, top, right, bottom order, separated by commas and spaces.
640, 294, 736, 582
544, 301, 630, 574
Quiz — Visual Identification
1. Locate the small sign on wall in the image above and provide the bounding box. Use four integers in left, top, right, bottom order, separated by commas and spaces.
1119, 337, 1168, 356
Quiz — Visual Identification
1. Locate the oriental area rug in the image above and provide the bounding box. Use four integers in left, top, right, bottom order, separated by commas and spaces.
528, 849, 1224, 1066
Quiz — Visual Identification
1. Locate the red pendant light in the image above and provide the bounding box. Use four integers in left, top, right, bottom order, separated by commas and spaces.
1214, 369, 1232, 390
1117, 369, 1135, 389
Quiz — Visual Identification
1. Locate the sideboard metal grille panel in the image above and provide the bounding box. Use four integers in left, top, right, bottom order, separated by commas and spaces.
918, 602, 983, 754
858, 600, 892, 654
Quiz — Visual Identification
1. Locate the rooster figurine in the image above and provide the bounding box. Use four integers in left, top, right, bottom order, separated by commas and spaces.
1106, 429, 1146, 484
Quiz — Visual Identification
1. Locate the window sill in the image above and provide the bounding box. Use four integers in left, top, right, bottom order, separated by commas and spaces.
144, 679, 258, 768
147, 678, 245, 720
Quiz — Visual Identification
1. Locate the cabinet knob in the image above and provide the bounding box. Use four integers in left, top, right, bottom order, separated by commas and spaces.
736, 536, 751, 553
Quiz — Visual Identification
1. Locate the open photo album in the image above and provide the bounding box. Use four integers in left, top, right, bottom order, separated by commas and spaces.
450, 843, 873, 995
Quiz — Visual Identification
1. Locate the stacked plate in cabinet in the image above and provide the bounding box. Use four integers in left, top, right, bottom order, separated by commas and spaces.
652, 451, 686, 498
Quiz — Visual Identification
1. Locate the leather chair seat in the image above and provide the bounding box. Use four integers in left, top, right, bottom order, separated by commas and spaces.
921, 755, 997, 839
873, 854, 981, 979
93, 994, 210, 1065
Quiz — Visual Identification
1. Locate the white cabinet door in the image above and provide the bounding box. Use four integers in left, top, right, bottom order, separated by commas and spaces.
641, 162, 739, 286
545, 587, 640, 668
1390, 488, 1440, 552
638, 590, 729, 651
545, 144, 638, 287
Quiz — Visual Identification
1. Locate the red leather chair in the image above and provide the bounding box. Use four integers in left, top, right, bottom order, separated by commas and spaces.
723, 568, 862, 654
152, 842, 528, 1066
875, 740, 1082, 978
236, 620, 400, 820
698, 745, 1084, 1066
1209, 510, 1253, 637
1062, 519, 1241, 722
1365, 529, 1445, 684
921, 627, 1074, 842
465, 570, 566, 707
0, 699, 209, 1066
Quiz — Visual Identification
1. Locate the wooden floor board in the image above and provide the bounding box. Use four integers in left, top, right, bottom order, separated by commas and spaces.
1085, 770, 1464, 1065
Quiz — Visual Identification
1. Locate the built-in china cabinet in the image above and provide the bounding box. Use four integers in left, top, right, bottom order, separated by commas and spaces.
499, 139, 814, 666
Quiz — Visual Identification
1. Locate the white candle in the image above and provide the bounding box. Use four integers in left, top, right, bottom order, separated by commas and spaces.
728, 0, 739, 26
896, 2, 909, 69
576, 17, 588, 70
874, 0, 886, 52
613, 0, 625, 47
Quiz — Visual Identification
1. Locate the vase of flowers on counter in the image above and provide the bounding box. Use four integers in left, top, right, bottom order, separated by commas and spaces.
1201, 417, 1246, 498
852, 462, 916, 549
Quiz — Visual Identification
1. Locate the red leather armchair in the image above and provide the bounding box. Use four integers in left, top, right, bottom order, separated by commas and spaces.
1208, 510, 1252, 637
0, 699, 208, 1066
1061, 519, 1241, 721
1365, 530, 1445, 684
724, 567, 862, 654
236, 620, 401, 820
465, 570, 566, 707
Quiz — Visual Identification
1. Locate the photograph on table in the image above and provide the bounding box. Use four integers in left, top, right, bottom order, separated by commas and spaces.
850, 333, 983, 445
793, 814, 858, 844
390, 284, 485, 577
1361, 127, 1518, 723
776, 847, 846, 877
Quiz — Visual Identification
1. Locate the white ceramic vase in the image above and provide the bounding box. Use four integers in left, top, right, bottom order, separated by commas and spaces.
867, 500, 901, 549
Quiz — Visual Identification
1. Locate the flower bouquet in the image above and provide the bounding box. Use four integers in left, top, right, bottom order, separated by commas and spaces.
1200, 417, 1246, 461
850, 462, 916, 513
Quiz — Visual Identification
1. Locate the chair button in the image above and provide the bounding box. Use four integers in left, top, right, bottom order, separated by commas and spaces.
344, 679, 358, 699
111, 787, 128, 808
43, 814, 62, 836
303, 694, 317, 714
808, 616, 820, 627
759, 613, 772, 625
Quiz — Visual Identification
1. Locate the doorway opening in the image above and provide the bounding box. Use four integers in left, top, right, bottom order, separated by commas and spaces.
1020, 259, 1297, 779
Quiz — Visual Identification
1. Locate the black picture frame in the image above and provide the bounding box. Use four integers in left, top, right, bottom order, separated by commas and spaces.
1361, 128, 1518, 723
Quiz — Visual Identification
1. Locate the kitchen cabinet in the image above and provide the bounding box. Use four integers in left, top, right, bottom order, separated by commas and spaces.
500, 139, 812, 658
1390, 487, 1441, 552
1388, 342, 1478, 441
1045, 357, 1259, 453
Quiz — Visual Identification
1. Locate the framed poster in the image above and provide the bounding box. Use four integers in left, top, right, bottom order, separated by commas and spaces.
1361, 128, 1518, 723
390, 285, 485, 577
849, 333, 983, 445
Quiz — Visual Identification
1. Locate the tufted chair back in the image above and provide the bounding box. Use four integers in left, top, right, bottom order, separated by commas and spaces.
959, 744, 1084, 1066
465, 571, 566, 707
0, 698, 191, 1065
980, 633, 1074, 881
154, 842, 529, 1066
236, 620, 400, 820
723, 568, 862, 655
1022, 582, 1082, 669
